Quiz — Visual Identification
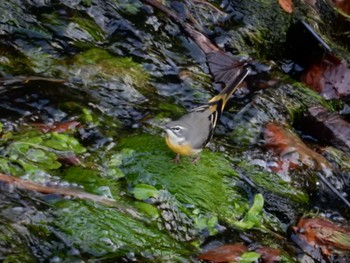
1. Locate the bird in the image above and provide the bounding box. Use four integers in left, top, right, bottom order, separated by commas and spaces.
165, 68, 250, 163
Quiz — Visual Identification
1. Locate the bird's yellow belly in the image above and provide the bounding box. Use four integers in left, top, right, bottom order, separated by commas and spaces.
165, 136, 194, 156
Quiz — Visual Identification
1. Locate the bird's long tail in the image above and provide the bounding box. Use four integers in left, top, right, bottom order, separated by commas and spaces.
208, 68, 250, 112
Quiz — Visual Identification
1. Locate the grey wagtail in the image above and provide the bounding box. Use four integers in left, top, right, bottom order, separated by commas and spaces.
165, 68, 250, 162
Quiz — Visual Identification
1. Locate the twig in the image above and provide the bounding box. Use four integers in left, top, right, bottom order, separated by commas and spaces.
0, 172, 141, 218
143, 0, 219, 53
191, 0, 226, 16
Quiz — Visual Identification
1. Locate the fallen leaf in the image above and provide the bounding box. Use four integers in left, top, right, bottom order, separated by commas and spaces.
293, 217, 350, 258
58, 155, 82, 166
33, 121, 81, 133
263, 122, 331, 173
278, 0, 294, 13
302, 55, 350, 100
266, 124, 350, 210
332, 0, 350, 16
256, 247, 281, 263
198, 244, 248, 262
301, 63, 324, 93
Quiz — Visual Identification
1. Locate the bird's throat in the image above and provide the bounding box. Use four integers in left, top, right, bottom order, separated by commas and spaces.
165, 135, 193, 156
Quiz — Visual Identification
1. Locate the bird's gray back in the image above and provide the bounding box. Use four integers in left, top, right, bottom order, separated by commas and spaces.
177, 109, 212, 149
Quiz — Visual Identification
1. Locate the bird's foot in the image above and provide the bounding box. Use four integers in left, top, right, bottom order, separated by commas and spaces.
191, 155, 200, 164
172, 154, 181, 164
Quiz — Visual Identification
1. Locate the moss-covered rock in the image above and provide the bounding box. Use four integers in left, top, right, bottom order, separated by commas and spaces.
228, 82, 331, 147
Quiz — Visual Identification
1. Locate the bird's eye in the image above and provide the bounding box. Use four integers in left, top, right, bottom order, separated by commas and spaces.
172, 126, 181, 132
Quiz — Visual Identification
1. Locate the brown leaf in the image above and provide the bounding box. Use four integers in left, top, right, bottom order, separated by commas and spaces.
183, 24, 220, 54
58, 155, 82, 166
332, 0, 350, 16
263, 122, 331, 172
198, 244, 247, 263
302, 55, 350, 100
256, 247, 281, 263
278, 0, 294, 13
301, 64, 324, 93
33, 121, 81, 133
293, 217, 350, 257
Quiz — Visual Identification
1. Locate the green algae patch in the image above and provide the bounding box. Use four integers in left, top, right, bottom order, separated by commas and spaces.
0, 225, 37, 263
52, 200, 192, 262
118, 133, 250, 223
236, 160, 309, 204
62, 166, 122, 199
73, 15, 106, 43
73, 48, 149, 86
0, 124, 199, 262
117, 134, 294, 243
233, 194, 264, 230
0, 129, 86, 179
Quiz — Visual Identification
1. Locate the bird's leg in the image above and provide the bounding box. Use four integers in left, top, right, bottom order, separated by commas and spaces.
191, 155, 200, 164
172, 153, 181, 163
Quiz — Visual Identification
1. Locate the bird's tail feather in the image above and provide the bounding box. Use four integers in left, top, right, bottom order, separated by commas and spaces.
209, 68, 250, 111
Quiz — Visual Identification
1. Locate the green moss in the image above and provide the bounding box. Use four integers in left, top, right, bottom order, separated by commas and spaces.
74, 15, 106, 42
73, 48, 149, 86
237, 160, 309, 204
0, 128, 86, 178
0, 45, 35, 75
53, 200, 193, 261
119, 133, 249, 220
62, 166, 122, 199
225, 0, 293, 58
284, 83, 332, 121
0, 225, 36, 263
239, 251, 261, 263
156, 102, 186, 118
228, 82, 333, 147
116, 0, 143, 15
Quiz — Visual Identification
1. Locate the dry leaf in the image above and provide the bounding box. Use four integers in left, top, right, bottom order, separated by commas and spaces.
278, 0, 294, 13
32, 121, 81, 133
302, 55, 350, 100
256, 247, 281, 263
198, 244, 247, 262
293, 217, 350, 257
263, 122, 331, 173
332, 0, 350, 16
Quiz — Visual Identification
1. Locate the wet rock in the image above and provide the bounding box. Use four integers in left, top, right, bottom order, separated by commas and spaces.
305, 106, 350, 151
228, 83, 327, 147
